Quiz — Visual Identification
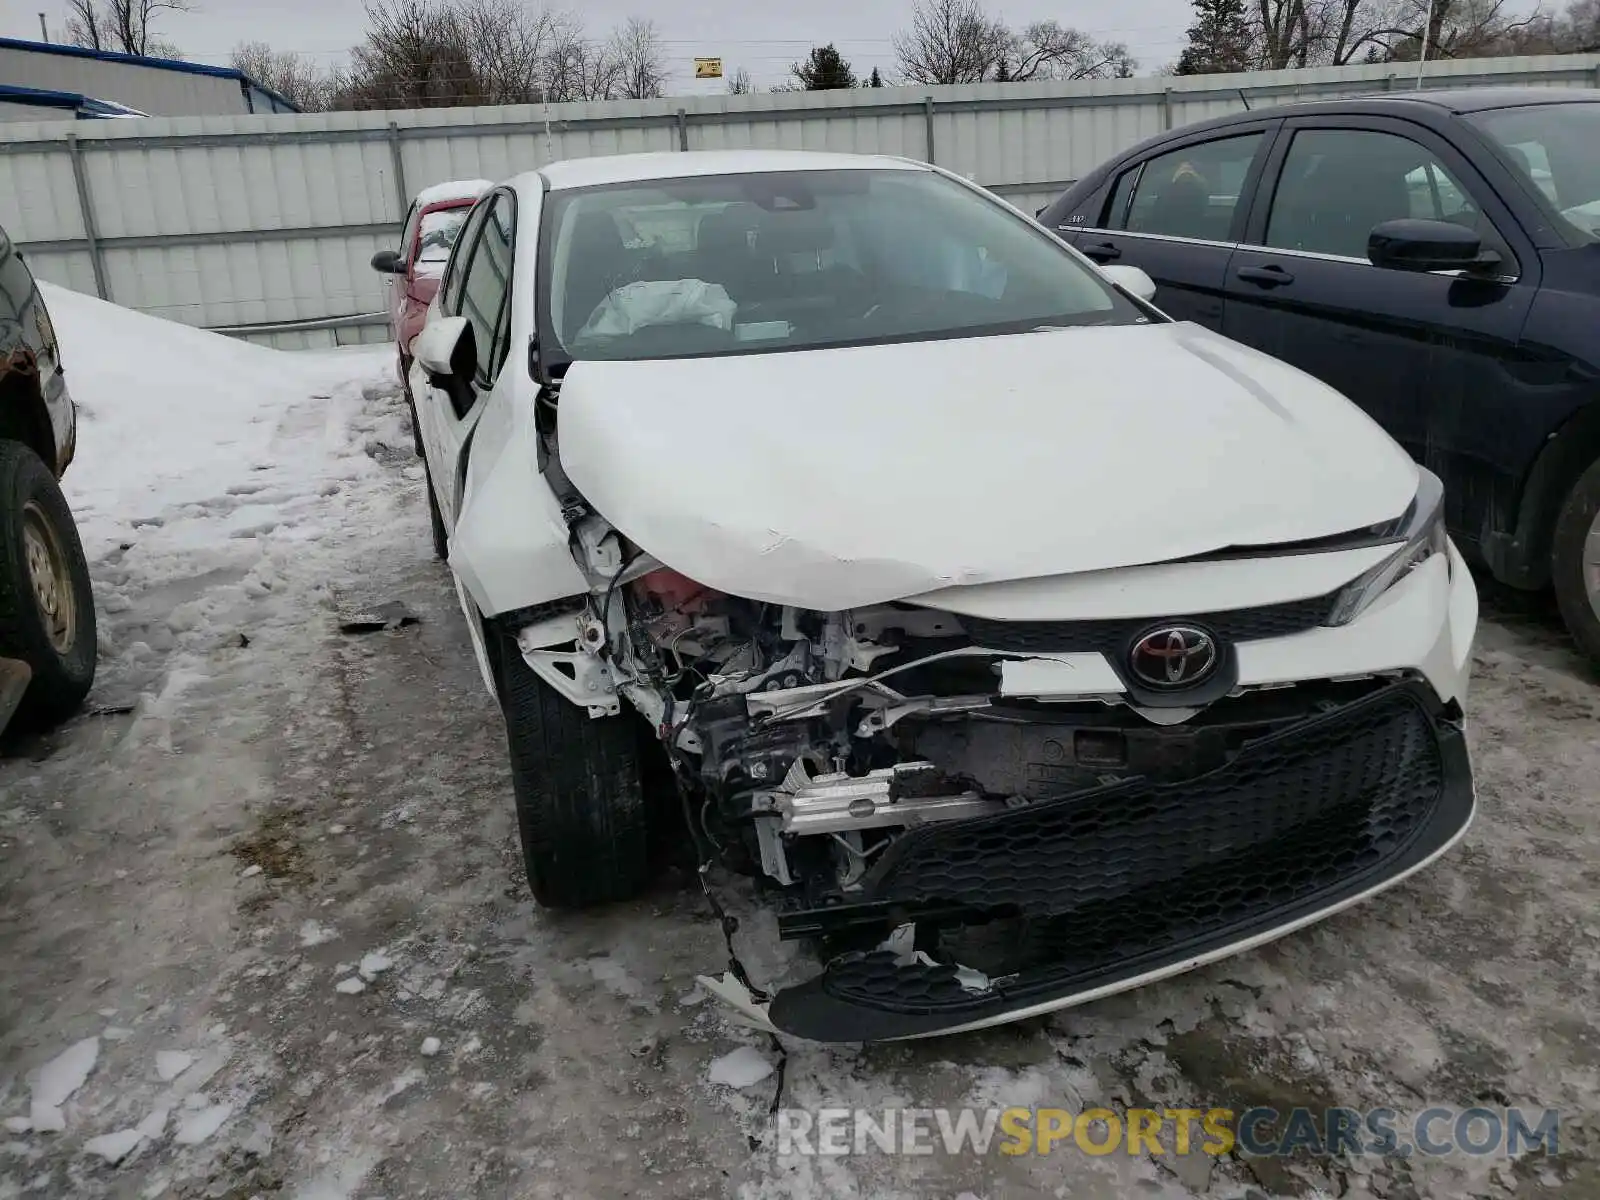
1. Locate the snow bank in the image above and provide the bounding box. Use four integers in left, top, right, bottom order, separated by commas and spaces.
43, 282, 388, 559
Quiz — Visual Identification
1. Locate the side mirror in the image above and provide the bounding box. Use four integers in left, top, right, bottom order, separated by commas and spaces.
413, 315, 476, 383
1367, 218, 1500, 274
1099, 264, 1157, 302
370, 248, 403, 274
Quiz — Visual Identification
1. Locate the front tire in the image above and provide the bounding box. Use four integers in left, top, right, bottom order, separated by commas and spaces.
422, 460, 448, 562
1552, 456, 1600, 668
490, 621, 650, 908
0, 442, 96, 728
400, 363, 423, 458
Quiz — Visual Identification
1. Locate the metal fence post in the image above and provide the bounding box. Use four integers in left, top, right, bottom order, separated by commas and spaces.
923, 96, 937, 165
676, 109, 689, 151
386, 121, 408, 215
64, 132, 109, 301
1161, 88, 1174, 130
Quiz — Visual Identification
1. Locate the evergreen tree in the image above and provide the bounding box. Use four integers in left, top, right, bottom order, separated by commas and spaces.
1174, 0, 1256, 74
791, 44, 858, 89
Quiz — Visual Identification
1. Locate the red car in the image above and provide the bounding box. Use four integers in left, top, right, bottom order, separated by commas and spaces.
371, 179, 491, 447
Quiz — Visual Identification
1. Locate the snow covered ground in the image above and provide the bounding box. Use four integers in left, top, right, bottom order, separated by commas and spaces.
2, 288, 1599, 1199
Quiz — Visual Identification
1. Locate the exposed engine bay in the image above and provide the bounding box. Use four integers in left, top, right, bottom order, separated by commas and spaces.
517, 514, 1418, 997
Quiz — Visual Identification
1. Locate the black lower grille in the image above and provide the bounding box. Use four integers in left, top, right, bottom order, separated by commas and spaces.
959, 590, 1334, 656
772, 683, 1464, 1034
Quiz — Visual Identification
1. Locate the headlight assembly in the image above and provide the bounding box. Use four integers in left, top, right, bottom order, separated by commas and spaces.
1326, 468, 1448, 627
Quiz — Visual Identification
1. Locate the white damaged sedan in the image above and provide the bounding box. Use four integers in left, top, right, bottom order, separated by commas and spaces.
409, 150, 1478, 1042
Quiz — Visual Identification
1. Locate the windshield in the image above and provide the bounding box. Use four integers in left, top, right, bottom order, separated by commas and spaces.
537, 168, 1145, 365
415, 206, 472, 271
1469, 102, 1600, 244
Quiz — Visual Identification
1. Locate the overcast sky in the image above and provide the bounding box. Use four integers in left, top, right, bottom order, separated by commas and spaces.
3, 0, 1192, 90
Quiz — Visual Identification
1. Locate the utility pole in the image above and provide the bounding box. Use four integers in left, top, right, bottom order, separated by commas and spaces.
1416, 0, 1436, 89
38, 12, 50, 41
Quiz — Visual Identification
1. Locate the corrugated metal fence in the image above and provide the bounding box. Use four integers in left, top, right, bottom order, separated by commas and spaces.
2, 53, 1597, 348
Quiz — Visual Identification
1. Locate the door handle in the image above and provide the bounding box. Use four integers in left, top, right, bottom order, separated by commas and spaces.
1082, 240, 1121, 262
1236, 264, 1294, 287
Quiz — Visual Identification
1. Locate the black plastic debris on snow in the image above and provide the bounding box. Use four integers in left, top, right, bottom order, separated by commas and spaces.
338, 601, 421, 635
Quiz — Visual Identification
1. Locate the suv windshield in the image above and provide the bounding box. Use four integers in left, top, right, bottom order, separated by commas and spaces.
1469, 102, 1600, 244
537, 168, 1146, 365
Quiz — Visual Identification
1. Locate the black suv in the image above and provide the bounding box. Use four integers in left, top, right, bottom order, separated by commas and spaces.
1039, 88, 1600, 665
0, 222, 95, 729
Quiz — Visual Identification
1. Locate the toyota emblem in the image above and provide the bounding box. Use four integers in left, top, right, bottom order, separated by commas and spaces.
1128, 625, 1219, 689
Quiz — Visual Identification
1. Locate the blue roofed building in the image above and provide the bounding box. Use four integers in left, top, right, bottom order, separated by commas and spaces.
0, 36, 299, 120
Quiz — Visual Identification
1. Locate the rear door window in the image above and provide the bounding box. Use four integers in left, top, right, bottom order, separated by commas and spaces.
1119, 134, 1264, 242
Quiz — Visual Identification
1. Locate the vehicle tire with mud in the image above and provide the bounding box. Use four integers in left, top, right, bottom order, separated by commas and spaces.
0, 441, 96, 728
1552, 455, 1600, 668
488, 619, 650, 908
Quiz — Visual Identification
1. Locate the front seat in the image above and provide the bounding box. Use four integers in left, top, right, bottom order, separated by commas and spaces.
563, 211, 636, 340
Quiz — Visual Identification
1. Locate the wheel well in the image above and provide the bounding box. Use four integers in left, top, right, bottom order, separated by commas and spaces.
0, 372, 57, 472
1492, 400, 1600, 590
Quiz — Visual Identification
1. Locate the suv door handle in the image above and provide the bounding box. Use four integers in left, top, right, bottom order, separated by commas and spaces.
1236, 264, 1294, 287
1081, 240, 1121, 262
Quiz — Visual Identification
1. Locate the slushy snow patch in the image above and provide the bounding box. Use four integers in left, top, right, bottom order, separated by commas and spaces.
358, 951, 394, 980
30, 1036, 98, 1131
136, 1107, 170, 1140
154, 1051, 193, 1082
3, 1117, 31, 1134
708, 1046, 774, 1089
335, 977, 367, 995
83, 1128, 143, 1165
174, 1102, 233, 1145
420, 1037, 442, 1057
300, 920, 338, 947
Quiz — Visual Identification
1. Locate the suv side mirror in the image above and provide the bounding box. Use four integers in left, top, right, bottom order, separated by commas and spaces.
370, 248, 403, 274
1368, 219, 1501, 274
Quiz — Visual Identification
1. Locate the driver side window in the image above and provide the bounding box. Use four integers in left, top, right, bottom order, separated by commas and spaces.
1265, 128, 1510, 263
441, 200, 492, 318
457, 192, 515, 387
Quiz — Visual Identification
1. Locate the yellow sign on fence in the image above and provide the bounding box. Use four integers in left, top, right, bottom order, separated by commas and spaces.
694, 57, 723, 79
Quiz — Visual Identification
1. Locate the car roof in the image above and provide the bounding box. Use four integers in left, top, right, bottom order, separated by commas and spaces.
1162, 86, 1596, 140
531, 150, 927, 192
413, 178, 494, 209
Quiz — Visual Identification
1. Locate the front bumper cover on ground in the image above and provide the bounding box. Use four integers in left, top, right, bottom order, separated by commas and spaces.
702, 680, 1474, 1041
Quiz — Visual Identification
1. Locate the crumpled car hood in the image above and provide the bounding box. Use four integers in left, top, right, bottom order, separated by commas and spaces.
557, 322, 1419, 611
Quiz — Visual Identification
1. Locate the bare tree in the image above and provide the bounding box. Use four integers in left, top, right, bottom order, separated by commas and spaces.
543, 22, 624, 101
454, 0, 575, 103
608, 17, 667, 100
337, 0, 486, 109
893, 0, 1008, 84
994, 20, 1135, 80
726, 66, 754, 94
894, 0, 1134, 84
67, 0, 193, 56
230, 41, 340, 110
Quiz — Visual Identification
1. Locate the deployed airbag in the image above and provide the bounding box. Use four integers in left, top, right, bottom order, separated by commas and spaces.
579, 280, 737, 339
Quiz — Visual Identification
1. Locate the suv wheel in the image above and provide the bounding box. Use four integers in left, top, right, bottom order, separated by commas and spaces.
1552, 455, 1600, 668
0, 442, 96, 727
